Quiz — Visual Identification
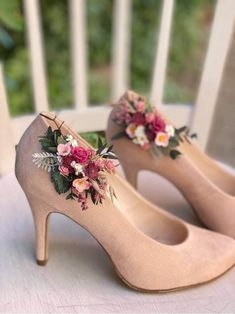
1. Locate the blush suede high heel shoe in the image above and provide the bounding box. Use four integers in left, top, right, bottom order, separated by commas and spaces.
106, 90, 235, 239
15, 112, 235, 292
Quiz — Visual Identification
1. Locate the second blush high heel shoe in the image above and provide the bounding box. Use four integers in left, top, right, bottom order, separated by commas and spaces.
15, 112, 235, 292
107, 90, 235, 239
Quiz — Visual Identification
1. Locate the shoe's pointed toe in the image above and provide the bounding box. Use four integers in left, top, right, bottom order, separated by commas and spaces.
181, 226, 235, 287
114, 224, 235, 292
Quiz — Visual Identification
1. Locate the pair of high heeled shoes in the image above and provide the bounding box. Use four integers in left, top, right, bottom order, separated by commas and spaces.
15, 90, 235, 292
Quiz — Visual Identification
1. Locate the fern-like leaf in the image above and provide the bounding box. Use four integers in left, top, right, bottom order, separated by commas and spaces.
32, 152, 58, 172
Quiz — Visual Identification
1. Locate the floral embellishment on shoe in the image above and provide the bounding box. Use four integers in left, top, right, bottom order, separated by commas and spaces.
112, 95, 196, 160
33, 124, 118, 210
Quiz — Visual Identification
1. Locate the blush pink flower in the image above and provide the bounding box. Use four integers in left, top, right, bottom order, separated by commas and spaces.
104, 160, 116, 173
126, 123, 137, 139
145, 112, 155, 123
59, 165, 69, 177
151, 115, 166, 133
155, 132, 169, 147
94, 158, 105, 169
57, 143, 71, 156
71, 146, 92, 164
135, 101, 145, 112
72, 177, 90, 193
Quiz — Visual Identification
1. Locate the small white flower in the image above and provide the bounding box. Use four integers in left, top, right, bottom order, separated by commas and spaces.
66, 134, 73, 142
133, 134, 149, 146
66, 134, 78, 147
134, 125, 145, 138
71, 161, 84, 175
165, 125, 175, 137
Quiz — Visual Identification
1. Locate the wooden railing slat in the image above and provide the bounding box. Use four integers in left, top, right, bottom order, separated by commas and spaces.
0, 65, 15, 175
111, 0, 132, 101
190, 0, 235, 150
70, 0, 88, 109
150, 0, 174, 106
23, 0, 49, 113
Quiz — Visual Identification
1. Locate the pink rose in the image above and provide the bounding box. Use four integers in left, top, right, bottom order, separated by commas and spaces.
57, 143, 71, 156
71, 146, 92, 164
131, 112, 146, 125
104, 160, 115, 173
135, 101, 145, 112
145, 112, 155, 123
59, 165, 69, 177
151, 115, 166, 133
84, 162, 98, 180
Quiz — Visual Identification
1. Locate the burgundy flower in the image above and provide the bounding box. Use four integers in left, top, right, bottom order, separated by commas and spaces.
62, 155, 74, 172
84, 162, 98, 180
131, 112, 146, 125
71, 146, 91, 164
146, 128, 156, 142
151, 115, 166, 133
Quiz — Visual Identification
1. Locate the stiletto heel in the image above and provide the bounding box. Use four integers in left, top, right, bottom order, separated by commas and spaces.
27, 193, 51, 266
15, 111, 235, 292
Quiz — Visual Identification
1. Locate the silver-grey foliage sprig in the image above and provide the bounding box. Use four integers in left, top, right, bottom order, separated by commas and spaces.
32, 152, 58, 172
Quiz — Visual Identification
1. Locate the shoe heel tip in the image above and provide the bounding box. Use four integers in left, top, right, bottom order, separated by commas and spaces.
37, 259, 47, 266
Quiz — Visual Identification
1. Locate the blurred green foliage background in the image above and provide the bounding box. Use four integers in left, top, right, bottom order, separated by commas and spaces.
0, 0, 215, 118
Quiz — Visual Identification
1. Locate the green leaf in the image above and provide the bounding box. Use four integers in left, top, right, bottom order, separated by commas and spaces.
102, 154, 118, 159
39, 138, 54, 145
53, 129, 62, 144
98, 137, 103, 149
66, 192, 76, 200
170, 149, 181, 160
106, 144, 113, 153
169, 137, 180, 148
90, 188, 97, 205
46, 126, 53, 139
51, 171, 71, 194
96, 141, 108, 155
0, 0, 24, 31
175, 126, 188, 135
190, 133, 197, 139
111, 131, 126, 141
57, 135, 67, 144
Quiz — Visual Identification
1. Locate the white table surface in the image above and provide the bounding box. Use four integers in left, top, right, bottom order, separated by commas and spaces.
1, 167, 235, 314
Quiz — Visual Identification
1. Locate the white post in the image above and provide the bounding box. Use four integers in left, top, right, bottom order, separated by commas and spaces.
0, 65, 15, 175
190, 0, 235, 150
23, 0, 49, 113
70, 0, 88, 109
150, 0, 174, 106
111, 0, 132, 101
